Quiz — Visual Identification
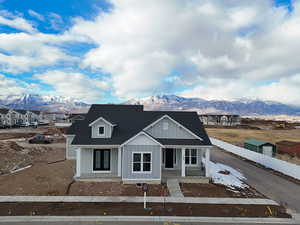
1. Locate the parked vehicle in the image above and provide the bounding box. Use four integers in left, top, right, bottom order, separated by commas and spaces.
28, 135, 53, 144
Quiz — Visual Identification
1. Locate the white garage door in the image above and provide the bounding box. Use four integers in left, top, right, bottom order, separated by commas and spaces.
262, 146, 273, 157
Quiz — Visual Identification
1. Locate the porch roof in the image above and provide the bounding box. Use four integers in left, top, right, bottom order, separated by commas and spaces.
156, 138, 204, 146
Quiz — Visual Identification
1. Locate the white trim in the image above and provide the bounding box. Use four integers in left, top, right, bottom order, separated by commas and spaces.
164, 145, 213, 148
122, 178, 161, 181
205, 148, 210, 177
120, 131, 164, 148
92, 149, 112, 173
72, 145, 120, 148
132, 152, 152, 174
89, 117, 115, 127
118, 147, 122, 177
143, 114, 203, 141
181, 148, 185, 177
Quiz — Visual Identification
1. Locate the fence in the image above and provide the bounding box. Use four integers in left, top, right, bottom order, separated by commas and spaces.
210, 137, 300, 180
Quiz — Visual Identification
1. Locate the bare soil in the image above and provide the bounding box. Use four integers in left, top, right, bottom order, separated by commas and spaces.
180, 183, 264, 198
0, 202, 290, 218
68, 182, 169, 196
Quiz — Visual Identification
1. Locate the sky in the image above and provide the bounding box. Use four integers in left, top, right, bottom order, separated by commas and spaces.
0, 0, 299, 105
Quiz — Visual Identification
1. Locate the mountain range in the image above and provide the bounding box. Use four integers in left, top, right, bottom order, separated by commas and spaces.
0, 94, 89, 113
0, 93, 300, 116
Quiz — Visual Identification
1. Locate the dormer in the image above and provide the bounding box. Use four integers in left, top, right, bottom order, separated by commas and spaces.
89, 117, 116, 138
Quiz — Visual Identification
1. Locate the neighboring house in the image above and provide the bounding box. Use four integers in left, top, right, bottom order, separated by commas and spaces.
199, 114, 241, 126
66, 104, 212, 184
68, 113, 85, 123
276, 141, 300, 157
15, 109, 30, 125
31, 110, 43, 123
6, 109, 21, 127
0, 108, 9, 127
244, 138, 276, 157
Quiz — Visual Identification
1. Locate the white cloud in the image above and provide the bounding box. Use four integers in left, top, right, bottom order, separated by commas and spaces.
34, 70, 108, 102
68, 0, 300, 104
0, 15, 36, 33
28, 10, 45, 21
0, 74, 26, 96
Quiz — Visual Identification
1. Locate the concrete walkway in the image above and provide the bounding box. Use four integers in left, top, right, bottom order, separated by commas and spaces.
0, 196, 278, 205
167, 179, 184, 197
0, 216, 297, 224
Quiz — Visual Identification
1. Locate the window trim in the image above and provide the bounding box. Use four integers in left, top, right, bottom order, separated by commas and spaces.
132, 152, 152, 174
98, 125, 105, 136
92, 149, 111, 173
185, 149, 198, 166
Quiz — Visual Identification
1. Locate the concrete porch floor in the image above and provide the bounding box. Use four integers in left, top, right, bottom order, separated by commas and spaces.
162, 169, 209, 184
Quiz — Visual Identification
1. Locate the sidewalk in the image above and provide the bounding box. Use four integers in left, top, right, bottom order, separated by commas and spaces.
0, 196, 278, 205
0, 215, 297, 224
167, 179, 184, 197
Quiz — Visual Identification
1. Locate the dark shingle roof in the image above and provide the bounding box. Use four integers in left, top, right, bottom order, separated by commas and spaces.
0, 108, 9, 114
69, 104, 211, 146
15, 109, 27, 115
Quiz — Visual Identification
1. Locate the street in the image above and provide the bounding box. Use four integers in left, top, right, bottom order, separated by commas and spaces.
210, 147, 300, 213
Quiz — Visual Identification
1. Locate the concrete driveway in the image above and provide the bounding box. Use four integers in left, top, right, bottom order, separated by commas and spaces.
210, 147, 300, 213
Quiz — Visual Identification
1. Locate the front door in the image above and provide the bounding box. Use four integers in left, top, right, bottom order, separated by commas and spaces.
93, 149, 110, 171
165, 148, 174, 169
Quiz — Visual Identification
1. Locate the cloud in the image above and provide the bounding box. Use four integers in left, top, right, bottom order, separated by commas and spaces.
66, 0, 300, 104
0, 14, 36, 33
34, 70, 109, 102
0, 74, 27, 97
28, 10, 45, 21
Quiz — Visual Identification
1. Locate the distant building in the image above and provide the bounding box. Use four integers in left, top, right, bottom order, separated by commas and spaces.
244, 138, 276, 157
68, 113, 85, 123
276, 141, 300, 158
199, 114, 241, 126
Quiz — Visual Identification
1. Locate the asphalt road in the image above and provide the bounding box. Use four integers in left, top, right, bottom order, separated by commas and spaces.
2, 222, 296, 225
210, 147, 300, 213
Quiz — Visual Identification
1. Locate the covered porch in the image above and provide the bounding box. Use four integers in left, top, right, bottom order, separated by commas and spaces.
161, 146, 211, 181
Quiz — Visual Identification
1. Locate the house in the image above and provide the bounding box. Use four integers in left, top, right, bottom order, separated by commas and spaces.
276, 141, 300, 158
31, 110, 43, 122
199, 114, 241, 126
244, 138, 276, 157
66, 104, 212, 184
0, 108, 9, 127
68, 113, 85, 123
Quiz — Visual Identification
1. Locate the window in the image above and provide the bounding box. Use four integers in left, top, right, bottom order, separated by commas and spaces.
93, 149, 110, 171
133, 152, 152, 172
163, 121, 169, 130
98, 126, 105, 136
185, 149, 197, 165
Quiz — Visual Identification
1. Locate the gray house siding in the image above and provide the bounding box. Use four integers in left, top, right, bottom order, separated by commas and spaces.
122, 145, 161, 181
146, 117, 196, 139
79, 148, 118, 177
91, 120, 112, 138
66, 135, 76, 159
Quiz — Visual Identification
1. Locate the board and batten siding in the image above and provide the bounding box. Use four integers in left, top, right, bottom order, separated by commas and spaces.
122, 145, 161, 180
146, 117, 195, 139
66, 135, 76, 159
91, 120, 112, 138
79, 148, 118, 176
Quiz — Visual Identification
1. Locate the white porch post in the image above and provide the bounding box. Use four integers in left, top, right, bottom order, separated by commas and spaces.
118, 147, 122, 177
76, 148, 81, 177
205, 148, 210, 177
181, 148, 186, 177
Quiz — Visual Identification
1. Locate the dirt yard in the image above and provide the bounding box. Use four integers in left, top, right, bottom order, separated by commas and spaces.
0, 202, 290, 218
207, 128, 300, 165
68, 182, 169, 196
180, 183, 264, 198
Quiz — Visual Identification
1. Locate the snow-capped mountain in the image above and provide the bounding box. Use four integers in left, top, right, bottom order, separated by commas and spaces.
125, 95, 300, 116
0, 94, 90, 112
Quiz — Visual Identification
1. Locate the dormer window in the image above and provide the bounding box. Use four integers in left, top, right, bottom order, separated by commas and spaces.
98, 126, 105, 136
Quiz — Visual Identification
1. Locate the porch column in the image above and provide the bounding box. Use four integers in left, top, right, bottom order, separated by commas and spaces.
205, 148, 210, 177
118, 147, 122, 177
76, 148, 81, 177
181, 148, 186, 177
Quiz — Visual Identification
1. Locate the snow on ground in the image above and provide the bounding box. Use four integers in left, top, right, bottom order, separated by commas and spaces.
209, 161, 249, 189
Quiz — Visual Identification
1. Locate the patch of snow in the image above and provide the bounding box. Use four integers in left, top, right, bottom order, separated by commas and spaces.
10, 165, 32, 174
209, 161, 248, 189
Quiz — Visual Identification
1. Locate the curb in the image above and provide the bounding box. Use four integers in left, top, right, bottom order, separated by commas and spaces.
0, 216, 297, 224
0, 196, 279, 205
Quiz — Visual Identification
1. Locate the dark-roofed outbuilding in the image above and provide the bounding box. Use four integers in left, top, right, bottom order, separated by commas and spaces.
244, 138, 276, 157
